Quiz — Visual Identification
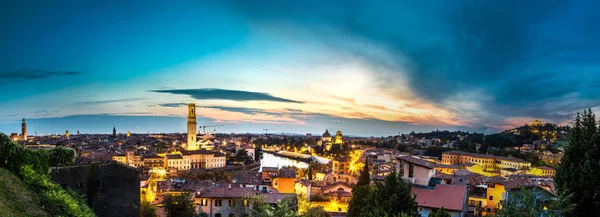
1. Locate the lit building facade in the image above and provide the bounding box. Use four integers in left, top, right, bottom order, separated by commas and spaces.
442, 151, 531, 171
187, 103, 198, 150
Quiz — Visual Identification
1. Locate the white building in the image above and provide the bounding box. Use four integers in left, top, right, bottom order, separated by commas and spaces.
395, 155, 436, 186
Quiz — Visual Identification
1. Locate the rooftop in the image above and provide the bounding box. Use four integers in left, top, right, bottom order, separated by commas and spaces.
412, 185, 467, 211
166, 154, 183, 160
396, 155, 436, 169
197, 186, 257, 198
277, 168, 297, 178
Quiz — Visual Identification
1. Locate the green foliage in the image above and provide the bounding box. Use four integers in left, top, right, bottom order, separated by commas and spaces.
428, 207, 451, 217
423, 146, 454, 158
0, 134, 93, 217
347, 185, 374, 217
302, 206, 328, 217
140, 200, 157, 217
555, 109, 600, 216
229, 149, 254, 165
20, 165, 95, 217
0, 168, 50, 217
252, 198, 299, 217
497, 188, 574, 217
307, 162, 313, 180
48, 147, 76, 166
348, 172, 417, 217
356, 158, 370, 187
163, 192, 196, 217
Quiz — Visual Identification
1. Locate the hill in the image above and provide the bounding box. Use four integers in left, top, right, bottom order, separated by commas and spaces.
0, 168, 50, 217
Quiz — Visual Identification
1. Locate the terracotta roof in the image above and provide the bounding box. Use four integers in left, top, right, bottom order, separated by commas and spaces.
166, 154, 183, 160
262, 193, 295, 204
277, 168, 297, 178
436, 164, 460, 169
396, 156, 436, 169
214, 152, 226, 157
262, 167, 279, 172
412, 185, 467, 211
197, 186, 257, 198
238, 172, 262, 184
143, 154, 163, 159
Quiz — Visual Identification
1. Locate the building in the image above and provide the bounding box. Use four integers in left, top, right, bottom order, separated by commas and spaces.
272, 168, 297, 193
412, 185, 468, 217
322, 130, 332, 142
442, 151, 531, 171
143, 155, 165, 169
167, 154, 189, 170
334, 131, 343, 145
396, 156, 436, 186
527, 166, 556, 177
21, 118, 27, 140
65, 130, 70, 139
187, 103, 198, 150
10, 133, 19, 141
196, 186, 295, 217
49, 162, 140, 217
113, 126, 117, 138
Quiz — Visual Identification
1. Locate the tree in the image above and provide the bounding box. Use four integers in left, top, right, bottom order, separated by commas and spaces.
231, 149, 254, 165
255, 145, 263, 162
348, 172, 417, 217
371, 172, 418, 216
497, 187, 574, 217
48, 146, 76, 166
347, 185, 374, 217
307, 162, 313, 180
163, 192, 196, 217
555, 109, 600, 216
252, 198, 299, 217
428, 207, 451, 217
140, 200, 158, 217
356, 158, 370, 187
302, 206, 328, 217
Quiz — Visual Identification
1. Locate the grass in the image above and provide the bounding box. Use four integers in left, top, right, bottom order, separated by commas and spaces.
0, 168, 49, 217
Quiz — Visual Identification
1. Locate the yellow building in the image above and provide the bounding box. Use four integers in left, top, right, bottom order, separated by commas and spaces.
442, 151, 531, 171
273, 168, 296, 193
527, 166, 556, 177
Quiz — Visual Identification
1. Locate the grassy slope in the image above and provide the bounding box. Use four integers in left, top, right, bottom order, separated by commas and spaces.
0, 168, 49, 217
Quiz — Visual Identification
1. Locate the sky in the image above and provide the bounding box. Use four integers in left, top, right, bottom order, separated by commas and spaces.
1, 0, 600, 136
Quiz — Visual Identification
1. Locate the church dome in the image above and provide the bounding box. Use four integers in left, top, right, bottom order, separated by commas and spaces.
322, 130, 331, 138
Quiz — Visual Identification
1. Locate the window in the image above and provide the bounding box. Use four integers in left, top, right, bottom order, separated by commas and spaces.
201, 199, 207, 206
489, 195, 494, 201
408, 163, 414, 178
488, 183, 495, 188
229, 199, 235, 206
215, 199, 222, 206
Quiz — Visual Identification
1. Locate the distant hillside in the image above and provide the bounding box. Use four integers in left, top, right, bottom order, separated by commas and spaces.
0, 168, 49, 217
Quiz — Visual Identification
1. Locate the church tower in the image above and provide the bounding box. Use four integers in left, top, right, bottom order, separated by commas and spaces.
113, 126, 116, 138
21, 118, 27, 141
65, 130, 70, 139
187, 103, 198, 150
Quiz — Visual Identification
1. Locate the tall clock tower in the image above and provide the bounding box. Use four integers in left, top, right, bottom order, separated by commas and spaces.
187, 103, 198, 150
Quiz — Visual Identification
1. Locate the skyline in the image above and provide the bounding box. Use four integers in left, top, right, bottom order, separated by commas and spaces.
2, 1, 600, 136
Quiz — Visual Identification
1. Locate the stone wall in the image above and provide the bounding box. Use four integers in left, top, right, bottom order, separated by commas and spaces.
49, 163, 140, 217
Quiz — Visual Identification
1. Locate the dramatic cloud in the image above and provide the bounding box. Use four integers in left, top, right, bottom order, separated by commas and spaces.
159, 103, 188, 107
151, 88, 301, 103
0, 69, 82, 80
221, 0, 600, 127
73, 98, 147, 105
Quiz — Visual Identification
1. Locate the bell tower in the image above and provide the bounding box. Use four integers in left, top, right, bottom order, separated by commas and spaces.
21, 118, 27, 141
187, 103, 198, 150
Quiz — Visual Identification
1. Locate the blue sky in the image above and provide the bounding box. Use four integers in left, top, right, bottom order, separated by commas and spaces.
1, 0, 599, 136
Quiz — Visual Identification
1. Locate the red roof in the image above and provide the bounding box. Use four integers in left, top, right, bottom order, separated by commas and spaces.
412, 185, 467, 211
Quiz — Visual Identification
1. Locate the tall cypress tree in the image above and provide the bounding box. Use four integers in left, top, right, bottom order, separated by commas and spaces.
555, 109, 600, 216
371, 171, 418, 216
356, 157, 370, 187
307, 162, 313, 180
